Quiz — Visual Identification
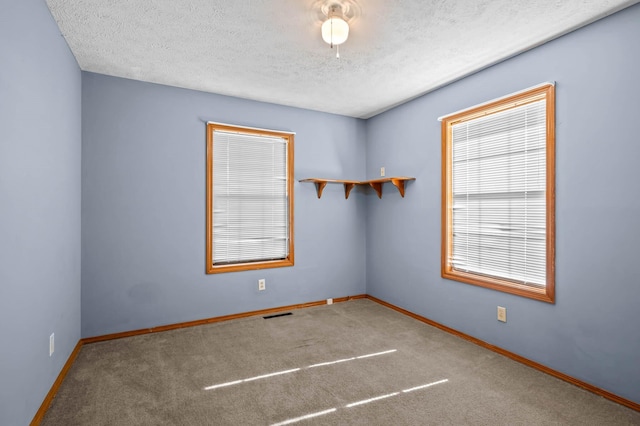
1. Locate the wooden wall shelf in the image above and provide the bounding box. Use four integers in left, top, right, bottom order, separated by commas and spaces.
300, 177, 415, 199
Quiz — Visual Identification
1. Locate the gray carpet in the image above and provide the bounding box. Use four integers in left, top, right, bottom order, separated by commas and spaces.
42, 299, 640, 425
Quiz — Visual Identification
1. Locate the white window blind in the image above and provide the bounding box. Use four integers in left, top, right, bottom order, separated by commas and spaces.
212, 130, 289, 265
451, 100, 546, 286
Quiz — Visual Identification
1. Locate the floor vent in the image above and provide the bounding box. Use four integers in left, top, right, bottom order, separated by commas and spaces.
263, 312, 293, 319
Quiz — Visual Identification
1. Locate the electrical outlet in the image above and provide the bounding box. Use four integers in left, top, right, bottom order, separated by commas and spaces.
49, 333, 55, 356
327, 298, 333, 305
380, 167, 385, 177
258, 279, 266, 291
497, 306, 507, 322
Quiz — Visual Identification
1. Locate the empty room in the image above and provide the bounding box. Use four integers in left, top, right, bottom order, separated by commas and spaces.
2, 0, 640, 424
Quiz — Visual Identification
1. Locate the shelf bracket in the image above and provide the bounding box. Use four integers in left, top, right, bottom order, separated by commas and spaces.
344, 183, 356, 199
369, 182, 383, 199
390, 178, 407, 197
313, 181, 328, 198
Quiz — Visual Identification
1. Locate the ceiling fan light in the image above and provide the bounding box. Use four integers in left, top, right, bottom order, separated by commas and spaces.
321, 16, 349, 45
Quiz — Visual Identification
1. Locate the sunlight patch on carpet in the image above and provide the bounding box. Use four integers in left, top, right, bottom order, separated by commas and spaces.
270, 408, 337, 426
345, 392, 399, 408
269, 378, 449, 425
204, 349, 397, 391
402, 378, 449, 393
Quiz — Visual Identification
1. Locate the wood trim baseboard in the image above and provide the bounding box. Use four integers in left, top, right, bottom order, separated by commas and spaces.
30, 340, 84, 426
31, 294, 366, 424
365, 295, 640, 413
333, 294, 366, 303
82, 294, 367, 344
33, 292, 636, 426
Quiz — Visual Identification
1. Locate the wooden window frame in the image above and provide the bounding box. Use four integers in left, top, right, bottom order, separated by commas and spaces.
206, 122, 295, 274
441, 84, 556, 303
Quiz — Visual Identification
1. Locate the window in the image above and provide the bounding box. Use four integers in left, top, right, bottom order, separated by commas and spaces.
206, 123, 294, 274
441, 84, 555, 302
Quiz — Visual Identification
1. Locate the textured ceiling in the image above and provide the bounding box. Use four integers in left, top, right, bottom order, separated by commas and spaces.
46, 0, 637, 118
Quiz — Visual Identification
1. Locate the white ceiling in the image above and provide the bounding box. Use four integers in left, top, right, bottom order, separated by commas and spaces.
46, 0, 637, 118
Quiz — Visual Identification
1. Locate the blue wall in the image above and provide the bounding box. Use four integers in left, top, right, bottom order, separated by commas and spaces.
0, 1, 82, 424
365, 4, 640, 404
81, 73, 367, 338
